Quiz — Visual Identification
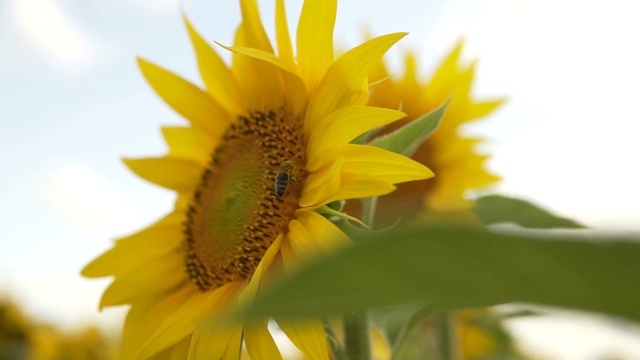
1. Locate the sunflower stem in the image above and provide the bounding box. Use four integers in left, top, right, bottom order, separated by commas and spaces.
435, 311, 458, 360
361, 197, 378, 229
344, 311, 371, 360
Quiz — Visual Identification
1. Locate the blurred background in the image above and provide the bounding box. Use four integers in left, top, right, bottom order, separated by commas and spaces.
1, 0, 639, 358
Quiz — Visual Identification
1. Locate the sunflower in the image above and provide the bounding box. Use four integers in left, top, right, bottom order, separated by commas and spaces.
82, 0, 432, 359
365, 42, 504, 223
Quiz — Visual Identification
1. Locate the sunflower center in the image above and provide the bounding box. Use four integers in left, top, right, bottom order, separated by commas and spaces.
185, 110, 306, 291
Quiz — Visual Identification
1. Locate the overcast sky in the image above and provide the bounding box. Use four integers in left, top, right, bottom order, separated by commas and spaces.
1, 0, 639, 358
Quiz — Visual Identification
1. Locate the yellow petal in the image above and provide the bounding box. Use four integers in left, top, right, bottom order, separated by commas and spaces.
428, 40, 463, 96
436, 154, 499, 191
239, 0, 273, 52
368, 64, 398, 112
329, 173, 396, 203
455, 61, 478, 106
221, 323, 244, 360
467, 99, 506, 120
189, 282, 245, 360
218, 43, 295, 74
296, 0, 337, 90
148, 337, 189, 360
217, 43, 306, 114
137, 58, 232, 134
286, 219, 316, 263
169, 336, 192, 360
370, 53, 390, 79
426, 189, 474, 212
339, 144, 434, 183
305, 33, 407, 136
283, 212, 348, 270
401, 51, 419, 88
279, 236, 296, 272
425, 154, 500, 212
81, 213, 183, 278
121, 285, 197, 360
350, 78, 370, 106
232, 24, 247, 72
175, 194, 191, 212
306, 106, 406, 171
295, 209, 349, 253
245, 320, 283, 360
277, 319, 329, 360
300, 157, 343, 208
135, 288, 213, 360
239, 234, 283, 304
183, 15, 246, 117
122, 156, 203, 193
229, 24, 283, 109
100, 252, 185, 308
275, 0, 295, 70
371, 326, 392, 359
162, 126, 215, 166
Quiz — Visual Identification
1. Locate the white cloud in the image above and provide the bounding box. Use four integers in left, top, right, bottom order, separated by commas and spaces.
38, 163, 147, 234
11, 0, 98, 68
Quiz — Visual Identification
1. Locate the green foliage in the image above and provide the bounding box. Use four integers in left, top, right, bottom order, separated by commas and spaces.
369, 100, 449, 157
242, 225, 640, 323
474, 195, 584, 229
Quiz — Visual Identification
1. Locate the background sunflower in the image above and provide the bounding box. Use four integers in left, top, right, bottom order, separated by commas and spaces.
344, 41, 504, 225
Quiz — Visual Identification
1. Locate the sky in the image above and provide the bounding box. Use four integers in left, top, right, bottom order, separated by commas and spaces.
1, 0, 640, 358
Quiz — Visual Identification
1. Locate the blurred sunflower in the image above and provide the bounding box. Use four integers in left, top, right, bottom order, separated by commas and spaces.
0, 298, 118, 360
82, 0, 432, 359
367, 42, 505, 223
363, 45, 522, 360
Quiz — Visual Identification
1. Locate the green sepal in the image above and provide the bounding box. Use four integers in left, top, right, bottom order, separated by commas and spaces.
326, 200, 346, 212
368, 99, 449, 157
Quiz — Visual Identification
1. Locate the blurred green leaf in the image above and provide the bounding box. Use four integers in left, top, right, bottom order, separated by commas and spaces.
474, 195, 584, 229
369, 100, 448, 157
243, 226, 640, 322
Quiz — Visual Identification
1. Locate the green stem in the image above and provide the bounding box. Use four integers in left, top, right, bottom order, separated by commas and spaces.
343, 311, 371, 360
435, 311, 458, 360
340, 198, 377, 359
361, 197, 378, 228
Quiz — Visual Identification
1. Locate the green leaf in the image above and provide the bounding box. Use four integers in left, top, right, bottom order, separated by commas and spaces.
242, 225, 640, 322
474, 195, 584, 229
369, 100, 449, 157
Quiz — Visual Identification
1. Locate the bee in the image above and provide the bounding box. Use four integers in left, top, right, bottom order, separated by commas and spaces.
274, 161, 295, 197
